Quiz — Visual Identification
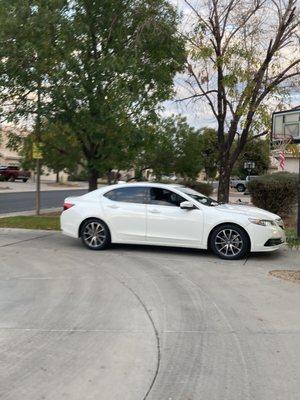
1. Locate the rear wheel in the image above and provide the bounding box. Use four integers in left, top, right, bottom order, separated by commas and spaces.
80, 219, 110, 250
210, 224, 250, 260
22, 178, 28, 183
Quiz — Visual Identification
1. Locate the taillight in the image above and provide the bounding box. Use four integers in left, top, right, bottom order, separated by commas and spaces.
63, 202, 74, 211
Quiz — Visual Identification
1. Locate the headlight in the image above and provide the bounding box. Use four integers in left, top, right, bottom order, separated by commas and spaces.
249, 218, 276, 226
276, 218, 284, 229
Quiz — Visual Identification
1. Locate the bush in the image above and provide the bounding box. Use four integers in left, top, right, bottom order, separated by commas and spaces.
247, 172, 298, 217
0, 175, 5, 181
67, 170, 88, 181
186, 181, 214, 197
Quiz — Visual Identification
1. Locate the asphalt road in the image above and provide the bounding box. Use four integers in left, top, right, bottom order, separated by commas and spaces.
0, 229, 299, 400
0, 189, 87, 214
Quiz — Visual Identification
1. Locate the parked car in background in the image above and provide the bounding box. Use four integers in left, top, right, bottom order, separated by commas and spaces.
61, 182, 285, 260
160, 174, 177, 181
230, 175, 258, 192
0, 166, 31, 182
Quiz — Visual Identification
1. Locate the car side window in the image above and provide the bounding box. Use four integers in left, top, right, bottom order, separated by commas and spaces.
104, 187, 146, 204
148, 187, 185, 207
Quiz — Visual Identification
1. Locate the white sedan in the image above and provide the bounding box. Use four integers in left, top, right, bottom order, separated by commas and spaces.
61, 182, 286, 260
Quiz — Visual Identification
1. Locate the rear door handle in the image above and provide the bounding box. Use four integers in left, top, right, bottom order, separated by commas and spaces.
107, 204, 119, 209
149, 209, 160, 214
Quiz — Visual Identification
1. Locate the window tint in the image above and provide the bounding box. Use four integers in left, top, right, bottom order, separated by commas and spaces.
104, 187, 146, 204
148, 187, 185, 207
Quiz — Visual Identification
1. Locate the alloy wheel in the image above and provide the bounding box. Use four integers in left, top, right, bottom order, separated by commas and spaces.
82, 221, 107, 248
214, 228, 243, 257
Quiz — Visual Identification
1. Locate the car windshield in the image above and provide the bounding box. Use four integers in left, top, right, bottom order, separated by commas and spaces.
177, 187, 219, 207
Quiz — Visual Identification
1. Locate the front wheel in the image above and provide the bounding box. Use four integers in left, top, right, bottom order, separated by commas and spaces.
80, 219, 111, 250
210, 224, 250, 260
22, 178, 28, 183
236, 184, 245, 192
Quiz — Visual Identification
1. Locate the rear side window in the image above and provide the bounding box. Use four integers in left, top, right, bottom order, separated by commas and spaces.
148, 187, 185, 207
104, 187, 146, 204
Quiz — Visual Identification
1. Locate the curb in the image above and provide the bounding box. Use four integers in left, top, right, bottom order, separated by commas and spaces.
0, 207, 61, 218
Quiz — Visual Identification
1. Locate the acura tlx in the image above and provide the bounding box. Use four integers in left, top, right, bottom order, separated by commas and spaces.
60, 182, 286, 260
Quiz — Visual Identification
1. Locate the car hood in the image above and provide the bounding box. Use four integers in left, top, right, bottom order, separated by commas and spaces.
215, 203, 280, 220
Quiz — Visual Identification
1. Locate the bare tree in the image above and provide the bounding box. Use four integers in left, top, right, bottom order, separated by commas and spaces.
179, 0, 300, 202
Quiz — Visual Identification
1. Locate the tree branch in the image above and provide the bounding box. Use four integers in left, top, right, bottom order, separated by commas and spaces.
176, 90, 218, 103
187, 64, 219, 119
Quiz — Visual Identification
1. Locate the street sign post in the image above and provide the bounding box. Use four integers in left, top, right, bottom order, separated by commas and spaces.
32, 141, 43, 215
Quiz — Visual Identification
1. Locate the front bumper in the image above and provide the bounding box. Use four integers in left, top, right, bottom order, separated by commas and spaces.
247, 223, 286, 252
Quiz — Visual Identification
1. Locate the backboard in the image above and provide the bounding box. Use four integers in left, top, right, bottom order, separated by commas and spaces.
272, 108, 300, 144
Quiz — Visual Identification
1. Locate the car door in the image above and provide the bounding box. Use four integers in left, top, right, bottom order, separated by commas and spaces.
146, 187, 204, 247
102, 186, 147, 242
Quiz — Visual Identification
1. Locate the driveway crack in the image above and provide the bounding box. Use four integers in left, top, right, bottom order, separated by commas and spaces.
105, 274, 161, 400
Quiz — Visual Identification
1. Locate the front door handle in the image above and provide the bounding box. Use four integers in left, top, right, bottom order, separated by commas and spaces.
149, 209, 160, 214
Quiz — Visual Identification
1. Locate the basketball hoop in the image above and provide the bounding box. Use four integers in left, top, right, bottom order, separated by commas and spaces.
270, 134, 293, 159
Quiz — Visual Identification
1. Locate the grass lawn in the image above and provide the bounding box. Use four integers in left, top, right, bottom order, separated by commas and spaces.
0, 215, 60, 230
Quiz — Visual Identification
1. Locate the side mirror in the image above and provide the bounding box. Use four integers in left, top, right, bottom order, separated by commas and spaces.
180, 201, 195, 210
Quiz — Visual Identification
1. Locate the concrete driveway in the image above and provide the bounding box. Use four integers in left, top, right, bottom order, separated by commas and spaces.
0, 229, 299, 400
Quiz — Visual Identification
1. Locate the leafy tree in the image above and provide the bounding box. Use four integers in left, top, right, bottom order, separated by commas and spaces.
47, 0, 186, 190
132, 116, 204, 181
40, 124, 81, 181
232, 138, 270, 178
198, 127, 218, 180
180, 0, 300, 202
0, 0, 185, 192
0, 0, 67, 212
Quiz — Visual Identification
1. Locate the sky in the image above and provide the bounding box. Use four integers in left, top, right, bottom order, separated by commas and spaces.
164, 0, 300, 130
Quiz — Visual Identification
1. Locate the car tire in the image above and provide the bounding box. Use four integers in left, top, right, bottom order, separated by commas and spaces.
210, 224, 250, 260
22, 178, 28, 183
236, 184, 245, 192
80, 219, 111, 250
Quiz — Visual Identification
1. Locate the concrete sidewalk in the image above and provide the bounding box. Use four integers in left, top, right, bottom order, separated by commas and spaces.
0, 180, 88, 193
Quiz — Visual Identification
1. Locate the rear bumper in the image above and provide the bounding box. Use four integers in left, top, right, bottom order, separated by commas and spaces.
60, 211, 79, 238
61, 228, 78, 238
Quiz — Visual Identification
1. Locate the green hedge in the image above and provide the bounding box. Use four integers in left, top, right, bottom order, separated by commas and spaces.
186, 181, 214, 197
247, 172, 298, 217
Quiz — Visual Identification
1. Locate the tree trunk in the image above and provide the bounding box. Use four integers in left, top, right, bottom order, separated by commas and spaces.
107, 169, 112, 185
113, 170, 120, 184
88, 169, 99, 191
56, 171, 59, 183
217, 159, 231, 203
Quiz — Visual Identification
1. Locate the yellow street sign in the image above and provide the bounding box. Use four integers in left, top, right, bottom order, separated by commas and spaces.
32, 143, 43, 159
